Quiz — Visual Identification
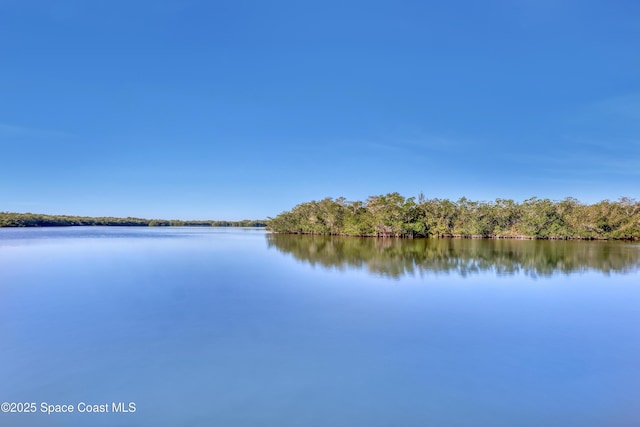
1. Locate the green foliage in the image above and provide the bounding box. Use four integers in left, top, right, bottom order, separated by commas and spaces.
267, 195, 640, 240
0, 212, 267, 228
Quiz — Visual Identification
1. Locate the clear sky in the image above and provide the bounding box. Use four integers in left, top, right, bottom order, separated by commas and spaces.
1, 0, 638, 220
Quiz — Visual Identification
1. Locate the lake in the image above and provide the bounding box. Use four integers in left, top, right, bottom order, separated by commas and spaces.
1, 227, 639, 426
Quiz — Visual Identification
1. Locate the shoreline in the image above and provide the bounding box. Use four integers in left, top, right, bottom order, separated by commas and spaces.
0, 212, 267, 228
268, 231, 639, 241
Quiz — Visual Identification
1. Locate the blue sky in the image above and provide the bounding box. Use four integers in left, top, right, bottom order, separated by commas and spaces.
1, 0, 638, 220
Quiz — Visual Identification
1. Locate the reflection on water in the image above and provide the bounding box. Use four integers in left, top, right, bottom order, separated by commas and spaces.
2, 228, 640, 427
267, 234, 640, 278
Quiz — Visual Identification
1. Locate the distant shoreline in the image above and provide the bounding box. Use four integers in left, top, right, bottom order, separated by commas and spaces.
0, 212, 267, 228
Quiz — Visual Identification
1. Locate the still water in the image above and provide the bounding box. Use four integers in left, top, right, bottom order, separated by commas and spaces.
0, 227, 639, 426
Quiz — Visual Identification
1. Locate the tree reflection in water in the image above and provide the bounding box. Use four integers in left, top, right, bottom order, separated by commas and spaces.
267, 234, 640, 279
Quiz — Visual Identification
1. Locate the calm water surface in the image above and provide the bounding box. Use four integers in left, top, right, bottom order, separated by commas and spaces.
1, 227, 639, 426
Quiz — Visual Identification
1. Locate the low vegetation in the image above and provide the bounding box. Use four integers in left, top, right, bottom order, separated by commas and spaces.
267, 193, 640, 239
0, 212, 267, 228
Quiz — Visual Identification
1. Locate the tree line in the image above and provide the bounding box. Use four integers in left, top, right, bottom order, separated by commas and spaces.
0, 212, 267, 228
267, 193, 640, 239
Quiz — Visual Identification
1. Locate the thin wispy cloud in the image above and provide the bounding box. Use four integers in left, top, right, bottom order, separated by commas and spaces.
0, 122, 71, 139
285, 134, 461, 156
368, 139, 455, 156
520, 137, 640, 178
3, 201, 41, 208
566, 92, 640, 130
593, 93, 640, 120
357, 127, 467, 156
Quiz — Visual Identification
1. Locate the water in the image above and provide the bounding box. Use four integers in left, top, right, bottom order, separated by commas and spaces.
1, 227, 639, 426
